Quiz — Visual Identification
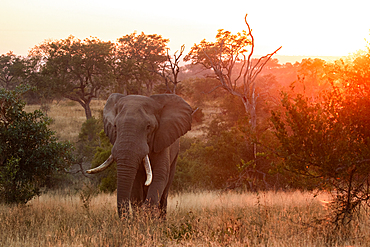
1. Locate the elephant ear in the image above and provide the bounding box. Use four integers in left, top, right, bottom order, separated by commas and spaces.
151, 94, 193, 153
103, 93, 126, 144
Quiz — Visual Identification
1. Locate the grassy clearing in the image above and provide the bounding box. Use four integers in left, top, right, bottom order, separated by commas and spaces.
1, 190, 368, 246
25, 99, 105, 142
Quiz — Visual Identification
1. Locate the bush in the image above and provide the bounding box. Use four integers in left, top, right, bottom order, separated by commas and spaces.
175, 113, 282, 191
91, 130, 116, 193
0, 86, 74, 204
271, 88, 370, 226
76, 116, 103, 162
174, 118, 252, 190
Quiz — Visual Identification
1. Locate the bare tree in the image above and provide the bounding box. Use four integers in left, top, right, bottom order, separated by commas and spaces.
158, 45, 185, 94
186, 14, 281, 158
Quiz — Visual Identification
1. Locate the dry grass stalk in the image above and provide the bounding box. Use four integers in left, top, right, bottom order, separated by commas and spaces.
0, 190, 368, 246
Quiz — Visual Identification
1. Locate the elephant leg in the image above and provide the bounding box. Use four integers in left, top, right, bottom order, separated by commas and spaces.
130, 166, 146, 216
145, 149, 171, 208
159, 156, 178, 218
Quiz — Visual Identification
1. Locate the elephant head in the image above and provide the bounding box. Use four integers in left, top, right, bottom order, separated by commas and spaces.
87, 94, 192, 217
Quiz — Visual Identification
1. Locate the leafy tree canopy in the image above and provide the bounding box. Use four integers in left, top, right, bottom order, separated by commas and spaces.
31, 36, 115, 119
185, 29, 251, 70
115, 32, 169, 95
0, 52, 25, 90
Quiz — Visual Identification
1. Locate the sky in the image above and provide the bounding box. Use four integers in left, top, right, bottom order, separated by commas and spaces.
1, 0, 369, 59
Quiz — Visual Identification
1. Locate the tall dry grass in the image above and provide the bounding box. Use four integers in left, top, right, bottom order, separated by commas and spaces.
18, 101, 369, 246
1, 190, 369, 246
25, 99, 105, 142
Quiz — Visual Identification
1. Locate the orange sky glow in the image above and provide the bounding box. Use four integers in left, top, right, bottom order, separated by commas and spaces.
1, 0, 369, 60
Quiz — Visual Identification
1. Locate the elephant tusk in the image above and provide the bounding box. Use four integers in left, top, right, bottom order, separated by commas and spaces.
143, 155, 152, 186
86, 154, 114, 174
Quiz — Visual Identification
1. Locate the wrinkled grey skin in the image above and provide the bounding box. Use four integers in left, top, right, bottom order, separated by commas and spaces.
102, 93, 192, 218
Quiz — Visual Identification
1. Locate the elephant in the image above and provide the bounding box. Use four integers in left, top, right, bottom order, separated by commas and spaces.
86, 93, 192, 218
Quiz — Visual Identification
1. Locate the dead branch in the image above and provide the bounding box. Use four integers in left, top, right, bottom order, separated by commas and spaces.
154, 44, 185, 94
200, 13, 282, 163
64, 162, 93, 179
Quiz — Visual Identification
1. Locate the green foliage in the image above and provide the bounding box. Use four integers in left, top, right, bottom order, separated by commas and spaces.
173, 142, 213, 191
175, 117, 271, 191
174, 92, 282, 191
0, 52, 25, 90
76, 117, 116, 193
91, 130, 116, 193
0, 86, 74, 204
115, 32, 169, 95
31, 36, 115, 119
76, 116, 103, 162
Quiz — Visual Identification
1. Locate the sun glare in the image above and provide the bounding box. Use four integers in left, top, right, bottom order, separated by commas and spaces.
1, 0, 369, 59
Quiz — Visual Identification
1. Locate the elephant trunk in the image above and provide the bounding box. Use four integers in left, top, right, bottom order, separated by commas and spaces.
116, 157, 139, 218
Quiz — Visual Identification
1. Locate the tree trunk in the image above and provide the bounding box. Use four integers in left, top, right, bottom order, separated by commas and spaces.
84, 103, 92, 120
67, 96, 93, 120
242, 97, 257, 160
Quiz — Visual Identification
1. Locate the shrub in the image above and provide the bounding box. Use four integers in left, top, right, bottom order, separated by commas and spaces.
175, 114, 281, 191
0, 86, 74, 204
271, 88, 370, 226
76, 116, 103, 162
91, 130, 116, 193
